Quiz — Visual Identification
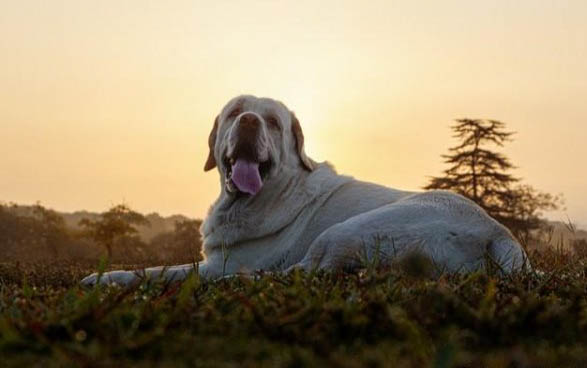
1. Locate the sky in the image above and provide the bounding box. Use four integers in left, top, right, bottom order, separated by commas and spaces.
1, 0, 586, 227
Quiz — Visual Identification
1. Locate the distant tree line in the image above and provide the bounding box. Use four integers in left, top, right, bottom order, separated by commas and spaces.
0, 203, 75, 260
0, 202, 202, 264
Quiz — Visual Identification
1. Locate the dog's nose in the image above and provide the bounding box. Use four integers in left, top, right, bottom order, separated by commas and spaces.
231, 113, 263, 162
238, 113, 260, 130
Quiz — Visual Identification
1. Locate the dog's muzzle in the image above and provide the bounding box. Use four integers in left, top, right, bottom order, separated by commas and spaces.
224, 113, 272, 196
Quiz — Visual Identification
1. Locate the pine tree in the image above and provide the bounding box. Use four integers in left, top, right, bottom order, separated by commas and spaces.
425, 119, 561, 242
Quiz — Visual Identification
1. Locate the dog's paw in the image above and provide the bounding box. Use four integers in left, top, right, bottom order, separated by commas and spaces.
80, 270, 139, 287
283, 264, 310, 275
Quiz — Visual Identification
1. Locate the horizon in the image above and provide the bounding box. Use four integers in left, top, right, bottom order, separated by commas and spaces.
1, 1, 586, 226
5, 201, 587, 234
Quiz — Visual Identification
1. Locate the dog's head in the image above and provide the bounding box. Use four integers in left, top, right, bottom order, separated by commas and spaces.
204, 95, 315, 197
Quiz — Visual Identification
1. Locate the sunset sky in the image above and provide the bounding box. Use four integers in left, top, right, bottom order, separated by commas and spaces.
1, 1, 586, 226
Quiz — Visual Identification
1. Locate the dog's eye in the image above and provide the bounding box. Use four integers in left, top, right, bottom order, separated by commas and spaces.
227, 108, 241, 119
266, 116, 281, 130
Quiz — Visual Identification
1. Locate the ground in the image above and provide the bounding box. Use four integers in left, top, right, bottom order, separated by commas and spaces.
1, 249, 586, 367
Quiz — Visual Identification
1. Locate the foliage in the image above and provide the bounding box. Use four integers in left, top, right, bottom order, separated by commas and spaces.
573, 239, 587, 258
425, 119, 562, 240
78, 204, 150, 258
0, 203, 77, 260
149, 219, 203, 263
30, 204, 69, 257
1, 248, 587, 367
0, 203, 203, 264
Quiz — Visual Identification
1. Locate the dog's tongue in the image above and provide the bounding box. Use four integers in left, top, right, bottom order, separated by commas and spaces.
231, 158, 263, 195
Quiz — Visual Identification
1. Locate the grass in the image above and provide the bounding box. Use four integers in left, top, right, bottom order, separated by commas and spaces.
1, 249, 587, 367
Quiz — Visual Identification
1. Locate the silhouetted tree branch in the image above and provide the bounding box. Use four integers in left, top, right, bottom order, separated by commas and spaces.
424, 118, 562, 242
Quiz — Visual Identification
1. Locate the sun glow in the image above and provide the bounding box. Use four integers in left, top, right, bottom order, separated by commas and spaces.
1, 0, 586, 225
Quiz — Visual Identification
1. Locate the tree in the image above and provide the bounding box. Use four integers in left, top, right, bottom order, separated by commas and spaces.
424, 119, 561, 241
79, 204, 150, 258
172, 219, 202, 261
31, 203, 68, 257
0, 202, 72, 259
149, 219, 202, 263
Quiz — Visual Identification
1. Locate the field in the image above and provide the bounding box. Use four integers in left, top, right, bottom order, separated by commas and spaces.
1, 249, 587, 368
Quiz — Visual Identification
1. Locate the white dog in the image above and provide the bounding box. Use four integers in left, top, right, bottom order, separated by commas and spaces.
82, 95, 529, 286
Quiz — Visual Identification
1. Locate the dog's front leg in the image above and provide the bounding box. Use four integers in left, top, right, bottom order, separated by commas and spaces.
80, 262, 207, 287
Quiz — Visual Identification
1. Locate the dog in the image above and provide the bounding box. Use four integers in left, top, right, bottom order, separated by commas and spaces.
81, 95, 529, 286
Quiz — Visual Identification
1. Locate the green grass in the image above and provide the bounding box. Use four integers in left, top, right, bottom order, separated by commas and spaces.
1, 250, 587, 367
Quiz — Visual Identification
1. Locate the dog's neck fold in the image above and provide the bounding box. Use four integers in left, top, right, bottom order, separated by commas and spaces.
200, 162, 351, 253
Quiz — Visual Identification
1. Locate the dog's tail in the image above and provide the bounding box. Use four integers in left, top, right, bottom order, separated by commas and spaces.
487, 235, 531, 273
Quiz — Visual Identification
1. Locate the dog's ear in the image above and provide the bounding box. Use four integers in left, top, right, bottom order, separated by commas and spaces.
204, 116, 219, 172
291, 113, 315, 171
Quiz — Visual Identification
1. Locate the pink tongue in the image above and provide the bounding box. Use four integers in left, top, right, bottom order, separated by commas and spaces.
231, 158, 263, 195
